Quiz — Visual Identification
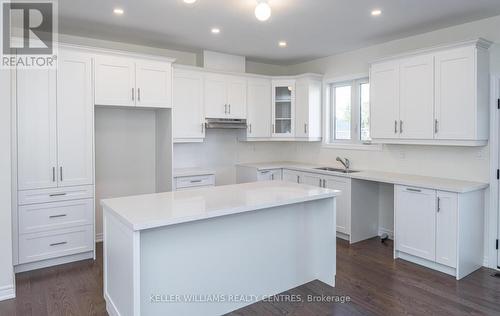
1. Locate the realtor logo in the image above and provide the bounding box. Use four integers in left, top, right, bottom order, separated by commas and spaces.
1, 0, 58, 68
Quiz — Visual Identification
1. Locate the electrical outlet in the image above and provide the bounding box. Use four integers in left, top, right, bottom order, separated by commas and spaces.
399, 151, 406, 159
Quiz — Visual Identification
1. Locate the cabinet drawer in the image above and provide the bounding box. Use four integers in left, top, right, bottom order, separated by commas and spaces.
175, 175, 215, 189
19, 199, 93, 234
18, 185, 94, 205
18, 225, 94, 264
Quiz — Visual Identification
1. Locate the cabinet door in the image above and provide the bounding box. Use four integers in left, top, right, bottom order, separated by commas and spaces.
247, 78, 271, 138
226, 76, 247, 119
94, 55, 135, 106
434, 46, 475, 140
399, 54, 435, 139
370, 61, 400, 139
56, 49, 94, 187
295, 80, 309, 138
17, 68, 58, 190
204, 74, 227, 118
324, 176, 351, 235
272, 81, 295, 137
282, 170, 300, 183
173, 69, 204, 140
436, 191, 458, 268
300, 173, 322, 187
136, 61, 172, 108
395, 186, 436, 261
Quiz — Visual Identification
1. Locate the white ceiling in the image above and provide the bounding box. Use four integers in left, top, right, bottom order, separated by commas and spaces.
58, 0, 500, 65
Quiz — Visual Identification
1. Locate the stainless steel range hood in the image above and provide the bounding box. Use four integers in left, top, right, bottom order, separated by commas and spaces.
205, 118, 247, 129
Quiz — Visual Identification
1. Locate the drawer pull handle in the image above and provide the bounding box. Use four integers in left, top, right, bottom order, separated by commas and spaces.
49, 193, 67, 197
49, 214, 67, 219
190, 180, 203, 183
50, 241, 67, 247
406, 188, 421, 193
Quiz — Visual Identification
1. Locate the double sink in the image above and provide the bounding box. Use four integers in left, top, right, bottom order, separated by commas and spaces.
314, 167, 359, 174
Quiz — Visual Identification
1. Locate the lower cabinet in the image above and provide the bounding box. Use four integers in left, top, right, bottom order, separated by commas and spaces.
394, 185, 483, 279
17, 198, 94, 265
236, 166, 282, 183
282, 169, 351, 236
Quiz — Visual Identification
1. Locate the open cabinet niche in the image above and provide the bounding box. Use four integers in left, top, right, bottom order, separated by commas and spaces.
94, 106, 172, 240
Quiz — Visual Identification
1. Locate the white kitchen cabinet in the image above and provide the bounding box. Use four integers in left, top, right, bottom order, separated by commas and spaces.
257, 169, 282, 181
324, 176, 351, 236
272, 80, 295, 137
95, 55, 173, 108
282, 169, 301, 183
435, 191, 458, 268
17, 68, 58, 190
300, 172, 322, 187
236, 166, 282, 183
281, 170, 353, 237
295, 76, 322, 140
370, 60, 400, 139
395, 185, 484, 279
399, 54, 435, 139
94, 55, 136, 107
395, 186, 437, 261
173, 68, 205, 142
370, 39, 490, 145
434, 45, 488, 140
227, 76, 247, 119
204, 73, 246, 119
246, 78, 272, 138
136, 61, 172, 108
15, 47, 96, 270
56, 49, 94, 187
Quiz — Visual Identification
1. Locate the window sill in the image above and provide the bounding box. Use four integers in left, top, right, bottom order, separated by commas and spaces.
321, 142, 383, 151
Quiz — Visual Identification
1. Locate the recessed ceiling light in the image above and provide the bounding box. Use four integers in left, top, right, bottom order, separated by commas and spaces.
113, 8, 124, 15
371, 9, 382, 16
279, 41, 287, 48
211, 28, 221, 34
255, 1, 271, 22
183, 0, 197, 4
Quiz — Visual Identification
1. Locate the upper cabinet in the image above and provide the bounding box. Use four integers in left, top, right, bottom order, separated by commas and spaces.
246, 77, 272, 138
95, 55, 172, 108
204, 73, 247, 119
370, 39, 491, 146
272, 80, 295, 137
295, 76, 322, 140
170, 66, 323, 143
17, 48, 94, 190
173, 68, 205, 142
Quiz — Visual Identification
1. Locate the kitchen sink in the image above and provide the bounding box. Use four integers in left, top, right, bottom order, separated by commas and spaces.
314, 167, 359, 174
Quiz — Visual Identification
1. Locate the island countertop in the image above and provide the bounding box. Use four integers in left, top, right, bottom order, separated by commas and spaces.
101, 181, 339, 231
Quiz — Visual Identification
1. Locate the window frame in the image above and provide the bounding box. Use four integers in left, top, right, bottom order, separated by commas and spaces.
323, 75, 381, 151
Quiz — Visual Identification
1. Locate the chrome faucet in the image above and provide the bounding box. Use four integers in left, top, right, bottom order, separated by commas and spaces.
336, 157, 350, 171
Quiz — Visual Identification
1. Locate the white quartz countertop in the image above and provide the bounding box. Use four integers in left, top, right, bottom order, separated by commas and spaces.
101, 181, 339, 231
173, 167, 216, 177
236, 161, 488, 193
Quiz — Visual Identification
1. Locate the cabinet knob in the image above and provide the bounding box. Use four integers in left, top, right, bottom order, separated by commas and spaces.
400, 120, 403, 134
434, 119, 439, 134
132, 88, 135, 101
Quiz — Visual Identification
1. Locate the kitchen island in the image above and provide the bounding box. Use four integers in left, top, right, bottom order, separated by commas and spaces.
101, 181, 339, 316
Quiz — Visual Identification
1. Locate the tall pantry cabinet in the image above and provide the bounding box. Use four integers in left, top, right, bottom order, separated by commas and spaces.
14, 47, 95, 271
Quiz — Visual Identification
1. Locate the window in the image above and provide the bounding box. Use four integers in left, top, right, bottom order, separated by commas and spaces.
328, 78, 370, 144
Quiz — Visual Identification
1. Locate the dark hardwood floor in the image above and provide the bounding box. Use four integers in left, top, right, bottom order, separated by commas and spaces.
1, 238, 499, 316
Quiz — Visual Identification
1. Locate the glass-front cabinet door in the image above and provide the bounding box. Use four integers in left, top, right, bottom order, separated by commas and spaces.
272, 80, 295, 137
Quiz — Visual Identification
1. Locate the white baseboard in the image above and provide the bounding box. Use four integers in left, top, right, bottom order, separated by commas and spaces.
0, 285, 15, 301
378, 227, 394, 240
96, 233, 103, 243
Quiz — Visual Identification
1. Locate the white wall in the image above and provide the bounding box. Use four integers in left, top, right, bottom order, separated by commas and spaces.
286, 14, 500, 266
94, 107, 158, 239
174, 130, 295, 185
0, 69, 15, 300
